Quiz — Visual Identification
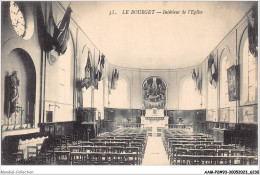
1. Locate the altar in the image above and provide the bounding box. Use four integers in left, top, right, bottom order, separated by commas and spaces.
141, 77, 168, 136
141, 108, 168, 136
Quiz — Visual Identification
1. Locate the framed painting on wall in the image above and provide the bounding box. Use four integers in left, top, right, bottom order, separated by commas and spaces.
46, 111, 53, 123
227, 65, 239, 101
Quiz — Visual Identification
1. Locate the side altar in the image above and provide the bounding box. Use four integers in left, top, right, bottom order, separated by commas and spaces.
141, 108, 168, 136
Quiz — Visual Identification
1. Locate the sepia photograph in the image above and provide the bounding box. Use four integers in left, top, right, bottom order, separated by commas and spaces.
1, 0, 259, 174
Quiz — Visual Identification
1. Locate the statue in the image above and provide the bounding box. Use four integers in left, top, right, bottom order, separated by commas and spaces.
9, 71, 20, 114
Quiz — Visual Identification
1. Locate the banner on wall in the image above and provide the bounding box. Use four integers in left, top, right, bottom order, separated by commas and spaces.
81, 51, 93, 89
96, 53, 105, 81
35, 2, 55, 52
81, 50, 105, 90
35, 2, 72, 57
192, 66, 202, 94
247, 4, 258, 58
111, 68, 119, 89
53, 5, 72, 55
208, 52, 218, 88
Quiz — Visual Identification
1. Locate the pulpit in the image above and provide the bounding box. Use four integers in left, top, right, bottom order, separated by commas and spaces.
76, 107, 97, 140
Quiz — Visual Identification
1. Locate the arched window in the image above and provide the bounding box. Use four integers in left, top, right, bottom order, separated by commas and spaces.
240, 37, 257, 104
207, 81, 218, 122
94, 80, 104, 119
219, 55, 237, 123
179, 77, 202, 110
220, 56, 229, 107
109, 78, 129, 108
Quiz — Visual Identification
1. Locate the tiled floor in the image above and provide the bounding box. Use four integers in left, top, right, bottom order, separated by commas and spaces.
142, 136, 170, 165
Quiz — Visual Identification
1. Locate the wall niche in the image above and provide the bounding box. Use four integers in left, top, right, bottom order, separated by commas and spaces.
2, 48, 36, 130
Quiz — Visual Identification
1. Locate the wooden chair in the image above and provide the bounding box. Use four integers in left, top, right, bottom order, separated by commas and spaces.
94, 142, 106, 146
71, 152, 84, 165
175, 149, 188, 165
65, 135, 73, 146
219, 145, 234, 149
207, 145, 218, 149
54, 150, 70, 165
81, 141, 94, 146
93, 146, 107, 153
72, 134, 80, 146
88, 152, 102, 165
122, 153, 138, 165
60, 136, 68, 149
35, 144, 52, 164
218, 149, 230, 156
27, 146, 37, 164
69, 146, 82, 152
126, 147, 140, 164
231, 149, 244, 156
195, 145, 206, 149
189, 149, 204, 156
12, 150, 24, 164
212, 141, 223, 145
110, 146, 124, 153
204, 149, 217, 156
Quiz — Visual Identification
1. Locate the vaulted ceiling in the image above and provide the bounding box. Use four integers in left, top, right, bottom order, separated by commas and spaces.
61, 1, 254, 69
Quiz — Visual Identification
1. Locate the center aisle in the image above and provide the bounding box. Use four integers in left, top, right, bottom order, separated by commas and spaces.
142, 136, 170, 165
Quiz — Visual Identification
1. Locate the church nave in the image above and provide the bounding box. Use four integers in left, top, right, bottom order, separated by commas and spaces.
1, 1, 259, 174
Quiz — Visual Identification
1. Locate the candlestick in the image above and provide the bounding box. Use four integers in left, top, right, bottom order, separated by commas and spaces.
25, 114, 29, 129
26, 102, 29, 129
27, 101, 29, 115
31, 104, 35, 128
13, 102, 17, 130
19, 107, 24, 129
6, 101, 10, 131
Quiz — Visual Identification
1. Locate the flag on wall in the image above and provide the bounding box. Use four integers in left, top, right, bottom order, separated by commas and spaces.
81, 51, 92, 89
111, 68, 119, 89
192, 67, 202, 94
100, 54, 105, 80
97, 54, 101, 81
247, 5, 258, 57
93, 64, 99, 90
35, 2, 72, 55
35, 2, 56, 52
96, 53, 103, 81
96, 53, 106, 81
53, 5, 72, 55
85, 51, 92, 79
208, 52, 218, 88
111, 69, 115, 89
101, 54, 105, 67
